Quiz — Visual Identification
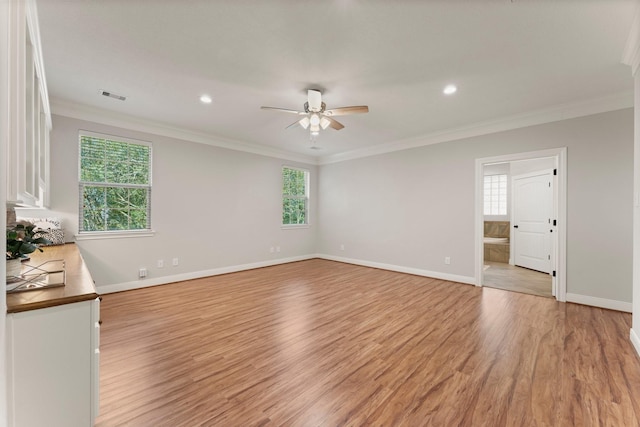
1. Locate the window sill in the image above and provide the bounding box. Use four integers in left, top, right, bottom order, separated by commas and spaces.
281, 224, 310, 230
75, 230, 156, 241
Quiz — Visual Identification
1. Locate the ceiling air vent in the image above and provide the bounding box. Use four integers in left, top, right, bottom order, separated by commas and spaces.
100, 90, 126, 101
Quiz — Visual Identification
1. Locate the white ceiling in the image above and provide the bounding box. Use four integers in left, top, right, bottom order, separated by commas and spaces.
36, 0, 637, 163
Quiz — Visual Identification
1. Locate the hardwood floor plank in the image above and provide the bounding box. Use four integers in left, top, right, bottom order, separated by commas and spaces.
95, 259, 640, 426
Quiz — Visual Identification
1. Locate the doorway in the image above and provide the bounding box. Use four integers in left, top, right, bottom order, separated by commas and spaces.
475, 148, 567, 302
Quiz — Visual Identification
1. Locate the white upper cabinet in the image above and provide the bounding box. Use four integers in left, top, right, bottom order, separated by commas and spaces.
7, 0, 51, 207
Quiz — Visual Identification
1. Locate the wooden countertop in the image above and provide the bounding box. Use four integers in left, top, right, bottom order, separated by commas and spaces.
7, 243, 99, 313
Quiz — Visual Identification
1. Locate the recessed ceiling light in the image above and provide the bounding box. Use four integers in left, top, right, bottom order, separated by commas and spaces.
443, 84, 457, 95
200, 94, 212, 104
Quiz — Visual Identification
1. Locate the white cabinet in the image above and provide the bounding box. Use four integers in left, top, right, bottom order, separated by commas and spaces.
7, 298, 100, 427
7, 0, 51, 207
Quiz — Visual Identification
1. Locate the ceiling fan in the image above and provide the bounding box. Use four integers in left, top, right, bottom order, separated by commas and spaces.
261, 89, 369, 138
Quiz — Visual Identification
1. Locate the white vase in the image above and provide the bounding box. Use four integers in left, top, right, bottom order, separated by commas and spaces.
6, 258, 22, 282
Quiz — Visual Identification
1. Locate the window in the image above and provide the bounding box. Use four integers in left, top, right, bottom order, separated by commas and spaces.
484, 174, 507, 215
79, 132, 152, 234
282, 166, 309, 226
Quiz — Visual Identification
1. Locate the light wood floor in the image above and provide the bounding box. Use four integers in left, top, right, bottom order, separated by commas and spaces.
96, 259, 640, 426
484, 261, 553, 298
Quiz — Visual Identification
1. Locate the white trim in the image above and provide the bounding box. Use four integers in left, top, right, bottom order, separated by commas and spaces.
318, 93, 631, 165
51, 99, 318, 165
79, 129, 151, 147
631, 329, 640, 358
52, 93, 633, 168
25, 0, 51, 130
318, 254, 476, 285
475, 148, 567, 302
75, 230, 155, 241
97, 254, 317, 294
566, 293, 633, 313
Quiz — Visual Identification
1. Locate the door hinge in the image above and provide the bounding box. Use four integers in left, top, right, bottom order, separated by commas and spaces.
552, 270, 556, 277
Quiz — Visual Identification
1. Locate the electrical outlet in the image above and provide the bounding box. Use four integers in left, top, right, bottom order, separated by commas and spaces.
172, 258, 179, 266
139, 268, 147, 279
340, 244, 345, 251
157, 259, 164, 268
270, 247, 275, 253
276, 246, 281, 253
444, 257, 451, 265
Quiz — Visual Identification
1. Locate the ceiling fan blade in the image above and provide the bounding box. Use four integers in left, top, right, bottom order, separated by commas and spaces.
307, 90, 322, 112
286, 120, 301, 129
326, 117, 345, 130
261, 106, 305, 115
323, 106, 369, 116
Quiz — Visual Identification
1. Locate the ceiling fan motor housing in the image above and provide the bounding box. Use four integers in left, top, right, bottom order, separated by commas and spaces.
304, 101, 326, 113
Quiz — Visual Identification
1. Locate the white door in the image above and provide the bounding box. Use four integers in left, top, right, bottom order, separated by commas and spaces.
512, 170, 553, 273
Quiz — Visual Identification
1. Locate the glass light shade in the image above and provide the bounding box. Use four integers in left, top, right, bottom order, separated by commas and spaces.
320, 117, 331, 129
299, 116, 310, 129
309, 114, 321, 126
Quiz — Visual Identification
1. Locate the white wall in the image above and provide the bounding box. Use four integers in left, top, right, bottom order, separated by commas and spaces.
37, 115, 318, 289
633, 67, 640, 354
0, 0, 8, 424
318, 109, 634, 304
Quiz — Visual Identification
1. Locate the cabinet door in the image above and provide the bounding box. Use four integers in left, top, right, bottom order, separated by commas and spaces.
6, 0, 51, 207
8, 301, 94, 427
91, 297, 101, 421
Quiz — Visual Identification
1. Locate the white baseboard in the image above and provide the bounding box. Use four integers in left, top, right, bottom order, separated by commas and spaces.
98, 254, 318, 294
631, 329, 640, 358
566, 293, 632, 313
318, 254, 476, 285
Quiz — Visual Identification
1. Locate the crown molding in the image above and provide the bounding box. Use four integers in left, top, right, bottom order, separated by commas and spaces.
622, 2, 640, 74
52, 90, 633, 168
50, 99, 318, 165
317, 91, 633, 165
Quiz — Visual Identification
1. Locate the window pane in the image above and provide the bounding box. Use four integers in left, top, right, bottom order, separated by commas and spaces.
83, 186, 106, 210
282, 167, 308, 225
283, 198, 307, 225
79, 133, 151, 232
107, 209, 129, 230
83, 212, 105, 232
484, 174, 508, 215
106, 187, 128, 209
130, 209, 148, 230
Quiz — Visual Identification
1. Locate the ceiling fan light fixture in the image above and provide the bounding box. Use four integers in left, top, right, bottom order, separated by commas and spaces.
299, 116, 310, 129
310, 124, 320, 133
320, 117, 331, 130
309, 113, 321, 126
311, 130, 320, 136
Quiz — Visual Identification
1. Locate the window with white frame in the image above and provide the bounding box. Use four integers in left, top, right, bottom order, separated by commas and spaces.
484, 174, 507, 215
78, 132, 152, 233
282, 166, 309, 226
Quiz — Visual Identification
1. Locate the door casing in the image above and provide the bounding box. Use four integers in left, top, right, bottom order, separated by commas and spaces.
475, 147, 567, 302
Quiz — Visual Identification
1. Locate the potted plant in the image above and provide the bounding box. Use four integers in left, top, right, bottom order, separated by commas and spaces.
6, 221, 51, 280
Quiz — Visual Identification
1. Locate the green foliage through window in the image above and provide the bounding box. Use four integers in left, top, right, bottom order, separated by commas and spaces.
79, 134, 151, 232
282, 167, 309, 225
